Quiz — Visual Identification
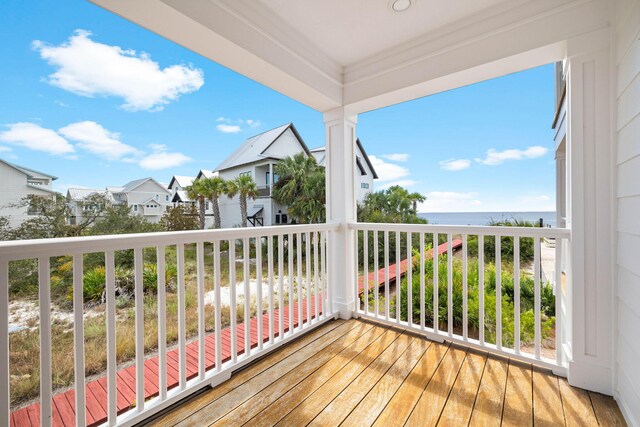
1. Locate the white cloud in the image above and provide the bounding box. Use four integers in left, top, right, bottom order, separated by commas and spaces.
0, 122, 74, 155
381, 153, 409, 162
0, 146, 11, 153
59, 121, 140, 160
377, 179, 417, 190
215, 117, 261, 133
139, 144, 191, 170
476, 146, 548, 165
439, 158, 471, 171
34, 30, 204, 111
369, 155, 410, 182
418, 191, 482, 213
216, 124, 242, 134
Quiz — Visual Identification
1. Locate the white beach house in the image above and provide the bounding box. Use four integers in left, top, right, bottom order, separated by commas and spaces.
0, 159, 57, 228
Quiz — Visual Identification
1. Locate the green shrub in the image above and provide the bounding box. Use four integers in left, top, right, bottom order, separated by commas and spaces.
83, 266, 106, 302
384, 256, 555, 348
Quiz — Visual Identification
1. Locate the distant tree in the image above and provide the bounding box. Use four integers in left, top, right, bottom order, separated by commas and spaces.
186, 179, 212, 229
10, 194, 72, 239
226, 175, 258, 227
0, 216, 12, 241
90, 204, 163, 236
272, 153, 326, 223
357, 186, 427, 266
200, 176, 227, 228
161, 204, 199, 231
358, 185, 426, 224
68, 193, 111, 236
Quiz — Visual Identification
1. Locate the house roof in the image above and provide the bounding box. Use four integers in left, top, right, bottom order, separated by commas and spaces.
119, 177, 171, 194
214, 123, 310, 172
67, 188, 104, 201
196, 170, 217, 180
172, 191, 192, 203
309, 138, 378, 179
168, 175, 194, 190
0, 158, 58, 180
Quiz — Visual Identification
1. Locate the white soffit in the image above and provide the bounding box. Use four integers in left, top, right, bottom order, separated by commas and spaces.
255, 0, 512, 66
91, 0, 609, 113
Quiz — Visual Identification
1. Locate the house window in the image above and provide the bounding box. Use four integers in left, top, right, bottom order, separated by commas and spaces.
133, 205, 138, 212
205, 201, 210, 210
239, 171, 252, 178
165, 195, 169, 202
361, 183, 369, 189
266, 172, 280, 184
275, 214, 281, 224
156, 195, 159, 200
281, 214, 288, 224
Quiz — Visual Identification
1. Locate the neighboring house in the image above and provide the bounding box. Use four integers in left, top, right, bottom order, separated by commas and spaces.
66, 188, 108, 226
107, 178, 172, 223
214, 123, 377, 228
168, 175, 195, 207
309, 138, 378, 203
0, 159, 58, 227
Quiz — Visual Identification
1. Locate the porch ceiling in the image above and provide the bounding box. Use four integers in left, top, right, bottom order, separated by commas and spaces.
90, 0, 609, 113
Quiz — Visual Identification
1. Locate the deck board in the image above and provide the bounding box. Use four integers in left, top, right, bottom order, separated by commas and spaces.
532, 366, 565, 426
501, 359, 533, 426
214, 323, 383, 427
152, 319, 626, 427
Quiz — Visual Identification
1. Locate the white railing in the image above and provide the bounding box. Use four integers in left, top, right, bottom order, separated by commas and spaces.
0, 223, 337, 427
350, 222, 571, 373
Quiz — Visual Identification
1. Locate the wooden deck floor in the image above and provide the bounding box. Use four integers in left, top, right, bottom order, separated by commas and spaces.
146, 319, 625, 427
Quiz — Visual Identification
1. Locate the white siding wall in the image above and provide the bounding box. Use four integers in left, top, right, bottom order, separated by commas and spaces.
0, 164, 53, 227
614, 0, 640, 424
126, 181, 171, 223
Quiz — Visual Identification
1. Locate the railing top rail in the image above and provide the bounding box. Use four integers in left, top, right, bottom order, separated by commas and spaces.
349, 222, 571, 239
0, 223, 339, 261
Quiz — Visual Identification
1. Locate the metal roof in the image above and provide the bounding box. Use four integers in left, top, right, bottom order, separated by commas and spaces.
214, 123, 310, 172
67, 188, 104, 201
168, 175, 194, 190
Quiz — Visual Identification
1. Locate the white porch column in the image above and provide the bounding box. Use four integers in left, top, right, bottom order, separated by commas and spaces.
324, 108, 358, 319
565, 30, 614, 394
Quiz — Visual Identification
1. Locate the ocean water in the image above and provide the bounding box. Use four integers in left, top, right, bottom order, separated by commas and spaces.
419, 211, 557, 227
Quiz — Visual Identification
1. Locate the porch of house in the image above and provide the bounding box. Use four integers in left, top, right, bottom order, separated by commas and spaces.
148, 318, 624, 427
2, 0, 639, 425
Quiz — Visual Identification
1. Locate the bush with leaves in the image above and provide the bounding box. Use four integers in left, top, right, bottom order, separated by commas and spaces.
369, 256, 556, 348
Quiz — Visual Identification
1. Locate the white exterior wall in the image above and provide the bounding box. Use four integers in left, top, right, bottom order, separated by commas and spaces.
613, 0, 640, 424
0, 163, 54, 228
125, 181, 171, 223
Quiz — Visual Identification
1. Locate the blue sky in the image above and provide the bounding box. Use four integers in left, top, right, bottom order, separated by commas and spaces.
0, 1, 556, 213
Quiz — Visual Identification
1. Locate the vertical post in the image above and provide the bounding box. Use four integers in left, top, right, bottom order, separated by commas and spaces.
39, 257, 52, 427
565, 35, 613, 393
324, 108, 358, 319
0, 258, 8, 427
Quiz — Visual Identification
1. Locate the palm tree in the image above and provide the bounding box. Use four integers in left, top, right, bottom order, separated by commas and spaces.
185, 179, 212, 229
272, 153, 325, 223
226, 175, 258, 227
200, 176, 227, 229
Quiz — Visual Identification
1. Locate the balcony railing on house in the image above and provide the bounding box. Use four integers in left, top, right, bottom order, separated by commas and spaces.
256, 185, 271, 198
351, 222, 571, 373
1, 222, 571, 426
1, 224, 336, 427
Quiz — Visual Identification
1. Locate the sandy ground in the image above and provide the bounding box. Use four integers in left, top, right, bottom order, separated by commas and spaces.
9, 276, 317, 334
8, 300, 102, 334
